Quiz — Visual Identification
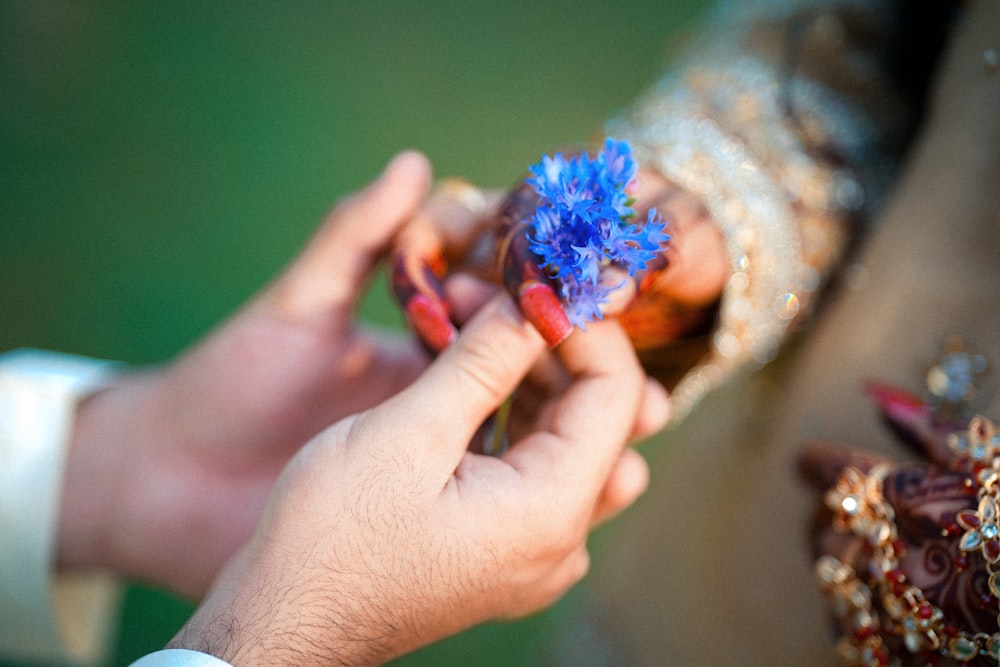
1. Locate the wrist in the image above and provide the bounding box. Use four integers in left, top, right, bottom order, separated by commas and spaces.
166, 551, 354, 667
56, 369, 161, 573
167, 538, 438, 667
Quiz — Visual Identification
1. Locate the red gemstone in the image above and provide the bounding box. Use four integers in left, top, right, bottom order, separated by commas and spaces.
955, 554, 970, 571
916, 603, 934, 619
957, 510, 982, 530
986, 538, 1000, 562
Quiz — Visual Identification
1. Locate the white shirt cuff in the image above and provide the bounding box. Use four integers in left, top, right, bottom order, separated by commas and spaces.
129, 648, 235, 667
0, 349, 123, 664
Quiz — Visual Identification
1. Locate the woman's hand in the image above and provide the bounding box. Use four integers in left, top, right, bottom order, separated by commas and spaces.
617, 167, 730, 350
389, 157, 730, 382
801, 381, 1000, 665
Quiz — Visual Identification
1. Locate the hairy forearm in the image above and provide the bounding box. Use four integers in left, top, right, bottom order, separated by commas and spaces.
165, 541, 435, 667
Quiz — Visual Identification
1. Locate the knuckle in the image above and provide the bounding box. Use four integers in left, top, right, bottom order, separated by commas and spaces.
454, 332, 523, 404
568, 548, 592, 583
535, 548, 591, 611
534, 512, 589, 561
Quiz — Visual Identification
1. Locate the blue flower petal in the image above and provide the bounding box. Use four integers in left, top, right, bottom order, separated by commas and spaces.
523, 139, 670, 327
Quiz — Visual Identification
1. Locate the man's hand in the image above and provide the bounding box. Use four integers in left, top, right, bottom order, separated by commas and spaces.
57, 152, 434, 597
170, 293, 656, 666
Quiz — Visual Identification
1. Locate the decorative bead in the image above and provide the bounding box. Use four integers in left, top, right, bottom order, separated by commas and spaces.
903, 628, 922, 654
980, 495, 998, 521
883, 595, 905, 619
987, 538, 1000, 562
960, 530, 983, 551
859, 643, 890, 667
989, 571, 1000, 597
947, 635, 978, 661
885, 569, 905, 583
890, 539, 908, 557
957, 509, 982, 531
986, 633, 1000, 658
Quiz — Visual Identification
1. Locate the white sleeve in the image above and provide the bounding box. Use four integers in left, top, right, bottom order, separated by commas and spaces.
0, 349, 123, 665
129, 649, 234, 666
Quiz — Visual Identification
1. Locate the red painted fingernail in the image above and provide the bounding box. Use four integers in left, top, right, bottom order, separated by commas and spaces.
865, 381, 928, 423
406, 294, 457, 353
519, 281, 572, 347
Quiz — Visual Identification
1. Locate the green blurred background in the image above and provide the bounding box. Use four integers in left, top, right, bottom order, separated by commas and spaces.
1, 1, 706, 664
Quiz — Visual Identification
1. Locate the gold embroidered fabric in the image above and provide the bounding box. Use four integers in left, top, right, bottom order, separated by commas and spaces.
610, 0, 909, 419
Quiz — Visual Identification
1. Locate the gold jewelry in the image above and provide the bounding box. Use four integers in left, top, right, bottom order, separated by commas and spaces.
817, 417, 1000, 665
433, 177, 487, 218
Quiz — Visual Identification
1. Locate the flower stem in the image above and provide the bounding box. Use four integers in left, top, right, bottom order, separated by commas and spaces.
485, 393, 514, 456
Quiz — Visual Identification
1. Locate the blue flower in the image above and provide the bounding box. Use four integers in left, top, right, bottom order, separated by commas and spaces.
524, 138, 669, 328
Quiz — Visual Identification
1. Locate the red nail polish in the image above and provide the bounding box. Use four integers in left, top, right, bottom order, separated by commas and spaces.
406, 294, 457, 353
519, 281, 572, 347
865, 381, 927, 423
